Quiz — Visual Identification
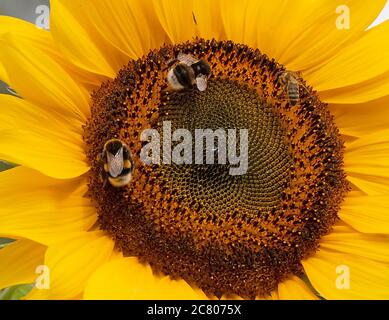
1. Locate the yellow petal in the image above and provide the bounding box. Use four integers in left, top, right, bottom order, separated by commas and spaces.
220, 0, 386, 71
318, 72, 389, 104
303, 248, 389, 299
50, 0, 116, 78
0, 61, 8, 83
306, 21, 389, 91
339, 193, 389, 234
280, 0, 387, 71
50, 0, 166, 77
277, 276, 318, 300
0, 239, 46, 290
329, 96, 389, 137
193, 0, 225, 40
0, 16, 104, 93
26, 232, 114, 300
345, 130, 389, 193
84, 257, 207, 300
321, 224, 389, 263
348, 174, 389, 195
220, 0, 256, 47
151, 0, 195, 43
0, 25, 89, 120
70, 0, 167, 60
0, 95, 88, 179
108, 249, 124, 261
0, 167, 96, 244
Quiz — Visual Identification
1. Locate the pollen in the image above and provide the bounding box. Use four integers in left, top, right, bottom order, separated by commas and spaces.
83, 39, 349, 299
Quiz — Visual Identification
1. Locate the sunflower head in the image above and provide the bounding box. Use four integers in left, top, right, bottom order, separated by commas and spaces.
1, 0, 389, 301
83, 38, 350, 298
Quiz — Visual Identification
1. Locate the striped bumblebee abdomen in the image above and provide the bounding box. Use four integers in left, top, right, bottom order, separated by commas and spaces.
287, 83, 299, 106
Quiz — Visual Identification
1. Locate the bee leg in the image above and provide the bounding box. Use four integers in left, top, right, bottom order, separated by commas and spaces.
99, 168, 105, 182
98, 167, 109, 188
301, 83, 311, 95
97, 151, 105, 163
274, 69, 283, 79
280, 84, 287, 98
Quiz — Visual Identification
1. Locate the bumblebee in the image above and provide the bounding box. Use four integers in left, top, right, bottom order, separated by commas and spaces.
167, 53, 211, 92
99, 139, 134, 188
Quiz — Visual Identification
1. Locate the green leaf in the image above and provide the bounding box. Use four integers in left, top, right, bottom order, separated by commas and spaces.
0, 160, 15, 172
0, 238, 15, 249
0, 284, 34, 300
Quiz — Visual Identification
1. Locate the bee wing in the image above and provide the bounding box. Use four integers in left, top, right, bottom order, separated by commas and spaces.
164, 58, 179, 69
196, 75, 208, 92
107, 148, 124, 178
177, 52, 197, 66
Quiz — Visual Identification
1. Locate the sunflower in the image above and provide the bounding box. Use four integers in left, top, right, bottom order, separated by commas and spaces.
1, 0, 389, 300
